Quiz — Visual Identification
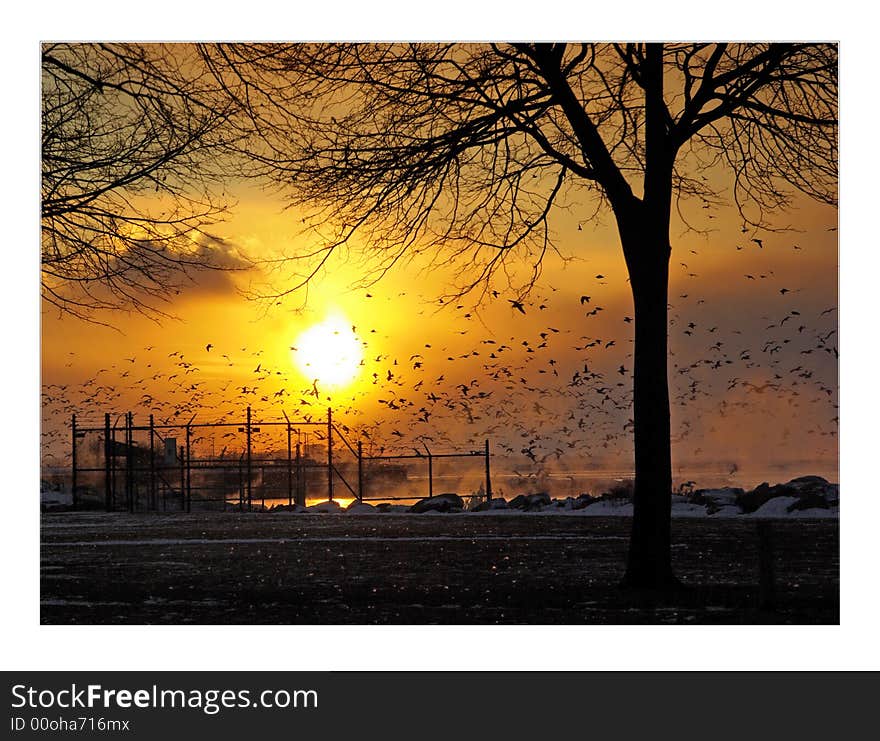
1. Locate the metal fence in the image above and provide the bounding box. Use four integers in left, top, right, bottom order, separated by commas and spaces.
69, 407, 492, 512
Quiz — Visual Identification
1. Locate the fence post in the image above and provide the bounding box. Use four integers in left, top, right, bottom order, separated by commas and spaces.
104, 413, 112, 512
485, 439, 492, 502
238, 454, 244, 512
426, 444, 433, 499
246, 406, 252, 510
123, 412, 128, 512
357, 440, 364, 503
179, 445, 185, 511
110, 419, 118, 510
71, 414, 78, 510
296, 441, 304, 507
127, 412, 134, 513
327, 407, 334, 502
185, 424, 192, 513
149, 415, 156, 511
287, 422, 293, 507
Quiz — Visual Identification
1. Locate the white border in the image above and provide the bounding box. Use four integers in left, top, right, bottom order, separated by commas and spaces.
4, 1, 877, 671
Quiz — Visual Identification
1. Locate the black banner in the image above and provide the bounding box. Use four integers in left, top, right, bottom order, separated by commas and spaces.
3, 672, 876, 739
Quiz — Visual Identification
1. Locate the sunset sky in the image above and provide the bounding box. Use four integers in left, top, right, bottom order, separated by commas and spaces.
41, 169, 838, 486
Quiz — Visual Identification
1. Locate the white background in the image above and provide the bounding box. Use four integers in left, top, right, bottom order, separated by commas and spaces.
2, 0, 876, 671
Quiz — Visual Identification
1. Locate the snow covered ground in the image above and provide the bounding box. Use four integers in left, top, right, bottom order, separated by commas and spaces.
39, 510, 839, 624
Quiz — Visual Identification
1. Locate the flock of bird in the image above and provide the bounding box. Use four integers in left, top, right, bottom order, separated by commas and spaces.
41, 230, 838, 475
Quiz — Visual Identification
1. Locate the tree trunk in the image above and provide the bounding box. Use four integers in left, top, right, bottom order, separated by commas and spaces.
619, 219, 677, 590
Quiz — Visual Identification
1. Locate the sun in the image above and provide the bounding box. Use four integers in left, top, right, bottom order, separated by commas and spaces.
292, 315, 363, 389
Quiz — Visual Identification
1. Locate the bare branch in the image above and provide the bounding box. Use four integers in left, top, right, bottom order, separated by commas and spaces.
41, 43, 248, 320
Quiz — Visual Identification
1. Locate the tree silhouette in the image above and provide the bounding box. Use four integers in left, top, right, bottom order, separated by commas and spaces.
203, 42, 837, 589
41, 43, 241, 320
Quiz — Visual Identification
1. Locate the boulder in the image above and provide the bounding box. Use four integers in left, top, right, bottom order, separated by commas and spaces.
306, 500, 343, 513
786, 475, 830, 490
751, 496, 801, 517
270, 503, 307, 513
471, 498, 509, 512
694, 487, 743, 505
374, 503, 410, 513
786, 492, 830, 512
785, 476, 839, 504
692, 487, 744, 515
409, 492, 464, 513
737, 482, 797, 513
507, 492, 551, 511
346, 502, 376, 513
602, 480, 635, 501
739, 477, 839, 514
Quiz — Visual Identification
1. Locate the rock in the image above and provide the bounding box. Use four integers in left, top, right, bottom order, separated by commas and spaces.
571, 494, 597, 510
785, 476, 839, 504
751, 496, 801, 517
737, 482, 797, 513
822, 486, 840, 505
786, 475, 830, 490
507, 492, 551, 511
786, 492, 830, 512
602, 480, 634, 500
471, 498, 509, 512
739, 477, 839, 514
694, 487, 743, 505
409, 493, 464, 513
346, 502, 376, 513
374, 503, 410, 513
270, 503, 306, 513
306, 500, 343, 513
692, 487, 744, 515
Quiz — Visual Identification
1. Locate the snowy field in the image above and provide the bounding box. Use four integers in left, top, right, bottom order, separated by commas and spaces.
40, 510, 839, 624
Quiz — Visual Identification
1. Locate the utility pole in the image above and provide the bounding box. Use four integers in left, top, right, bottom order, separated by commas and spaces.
104, 413, 111, 512
71, 414, 77, 510
485, 439, 492, 502
327, 407, 334, 502
246, 406, 252, 510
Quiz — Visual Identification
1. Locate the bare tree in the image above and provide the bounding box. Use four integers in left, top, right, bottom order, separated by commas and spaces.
202, 42, 837, 589
41, 43, 243, 321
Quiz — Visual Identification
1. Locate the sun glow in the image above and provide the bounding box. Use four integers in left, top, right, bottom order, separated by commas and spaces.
293, 315, 363, 389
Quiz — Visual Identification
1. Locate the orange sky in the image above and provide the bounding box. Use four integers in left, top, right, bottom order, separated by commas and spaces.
41, 173, 838, 486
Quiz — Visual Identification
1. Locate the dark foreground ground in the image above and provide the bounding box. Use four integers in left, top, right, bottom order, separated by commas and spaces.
40, 513, 838, 624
